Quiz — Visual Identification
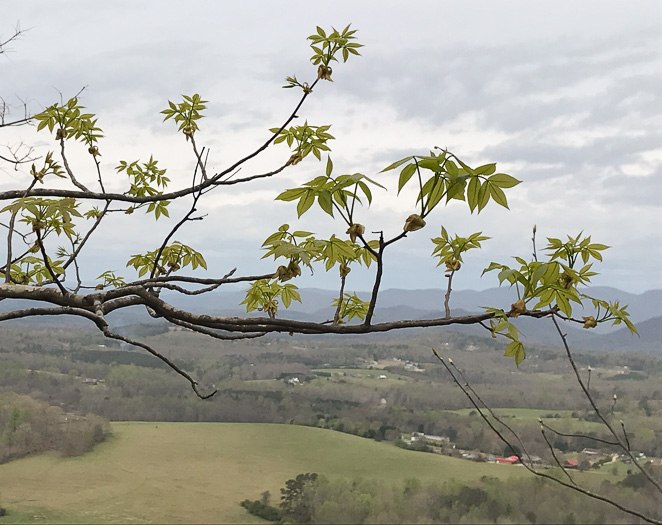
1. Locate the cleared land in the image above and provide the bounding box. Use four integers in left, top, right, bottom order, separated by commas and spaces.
1, 421, 531, 524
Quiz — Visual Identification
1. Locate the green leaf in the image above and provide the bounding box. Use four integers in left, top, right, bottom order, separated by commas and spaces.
297, 190, 316, 217
475, 163, 496, 176
381, 156, 413, 173
317, 190, 334, 216
504, 340, 526, 365
467, 176, 480, 213
488, 173, 521, 189
489, 184, 509, 209
276, 188, 306, 202
446, 160, 458, 177
477, 181, 490, 212
397, 163, 417, 193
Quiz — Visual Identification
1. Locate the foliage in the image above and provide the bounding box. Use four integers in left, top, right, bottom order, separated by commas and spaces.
331, 292, 370, 322
240, 498, 281, 522
33, 97, 103, 147
243, 474, 660, 524
0, 392, 110, 462
126, 241, 206, 279
280, 472, 319, 523
160, 93, 207, 139
240, 278, 301, 317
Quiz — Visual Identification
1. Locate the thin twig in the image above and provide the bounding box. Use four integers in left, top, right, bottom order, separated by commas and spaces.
434, 349, 661, 525
538, 421, 619, 446
540, 425, 577, 486
34, 228, 67, 294
333, 273, 347, 324
551, 314, 662, 493
444, 270, 454, 318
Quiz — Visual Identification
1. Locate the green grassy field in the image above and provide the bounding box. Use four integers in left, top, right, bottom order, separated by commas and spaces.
0, 422, 532, 524
312, 368, 407, 380
448, 408, 575, 418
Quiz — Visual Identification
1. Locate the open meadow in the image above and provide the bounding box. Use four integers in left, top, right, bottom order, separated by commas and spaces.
0, 421, 533, 524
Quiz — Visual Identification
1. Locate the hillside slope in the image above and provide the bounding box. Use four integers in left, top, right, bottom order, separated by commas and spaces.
0, 422, 529, 524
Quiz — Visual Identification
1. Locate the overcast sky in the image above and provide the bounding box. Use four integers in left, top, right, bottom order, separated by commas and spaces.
2, 1, 661, 297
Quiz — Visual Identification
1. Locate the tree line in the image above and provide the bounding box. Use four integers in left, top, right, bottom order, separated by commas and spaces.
0, 392, 110, 463
242, 470, 662, 524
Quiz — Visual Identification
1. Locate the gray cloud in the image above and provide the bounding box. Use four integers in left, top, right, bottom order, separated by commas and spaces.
2, 0, 661, 293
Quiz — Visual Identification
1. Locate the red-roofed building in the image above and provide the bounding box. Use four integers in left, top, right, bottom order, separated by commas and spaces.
565, 459, 579, 469
495, 455, 519, 464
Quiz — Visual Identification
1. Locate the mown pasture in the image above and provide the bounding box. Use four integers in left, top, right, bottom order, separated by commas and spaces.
1, 421, 531, 524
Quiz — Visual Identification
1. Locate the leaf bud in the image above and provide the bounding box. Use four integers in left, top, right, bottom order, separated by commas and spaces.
274, 265, 290, 282
489, 320, 497, 338
582, 316, 597, 329
445, 258, 461, 272
508, 299, 526, 318
317, 64, 333, 81
55, 128, 68, 140
561, 271, 575, 290
95, 284, 104, 290
287, 260, 302, 279
287, 152, 303, 166
346, 223, 365, 243
339, 262, 351, 278
88, 146, 101, 157
403, 214, 426, 232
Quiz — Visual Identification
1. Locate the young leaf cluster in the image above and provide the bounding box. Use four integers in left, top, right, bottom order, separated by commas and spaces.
482, 232, 634, 364
308, 25, 362, 67
34, 97, 103, 147
270, 122, 334, 164
95, 270, 126, 290
1, 197, 82, 240
117, 157, 170, 218
332, 292, 370, 323
582, 296, 638, 334
30, 152, 65, 184
261, 225, 377, 277
7, 255, 65, 285
161, 94, 207, 139
431, 227, 489, 273
126, 242, 206, 278
240, 278, 301, 318
382, 149, 520, 218
547, 233, 609, 267
262, 224, 317, 272
485, 310, 526, 365
276, 156, 383, 223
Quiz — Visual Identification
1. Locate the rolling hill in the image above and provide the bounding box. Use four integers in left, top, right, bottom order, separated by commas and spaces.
0, 422, 531, 524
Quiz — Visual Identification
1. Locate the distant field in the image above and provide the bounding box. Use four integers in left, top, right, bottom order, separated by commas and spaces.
1, 422, 531, 524
448, 408, 575, 418
312, 368, 407, 380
